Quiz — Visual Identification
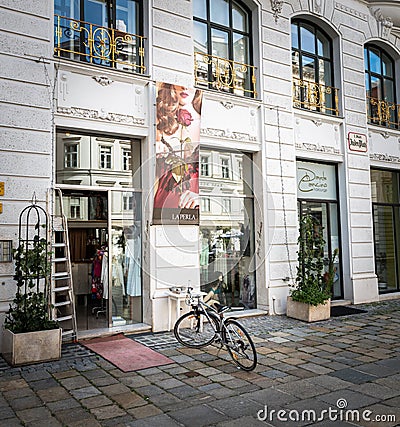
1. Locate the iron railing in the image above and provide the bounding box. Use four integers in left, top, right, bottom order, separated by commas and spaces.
293, 77, 339, 116
54, 15, 146, 74
367, 96, 399, 129
194, 51, 257, 98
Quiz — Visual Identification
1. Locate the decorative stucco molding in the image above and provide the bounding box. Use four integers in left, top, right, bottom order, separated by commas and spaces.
296, 142, 340, 155
311, 119, 323, 127
57, 106, 145, 126
370, 153, 400, 164
313, 0, 323, 15
335, 2, 368, 21
220, 101, 234, 110
201, 127, 257, 142
92, 75, 114, 86
270, 0, 283, 23
371, 7, 393, 39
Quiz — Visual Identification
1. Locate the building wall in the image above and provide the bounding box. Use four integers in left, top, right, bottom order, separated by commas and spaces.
1, 0, 400, 342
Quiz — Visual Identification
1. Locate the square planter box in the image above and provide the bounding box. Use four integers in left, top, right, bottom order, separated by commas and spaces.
286, 296, 330, 322
2, 327, 62, 366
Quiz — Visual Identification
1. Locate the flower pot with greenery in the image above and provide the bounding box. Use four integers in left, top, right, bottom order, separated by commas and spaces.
2, 201, 61, 366
287, 214, 338, 322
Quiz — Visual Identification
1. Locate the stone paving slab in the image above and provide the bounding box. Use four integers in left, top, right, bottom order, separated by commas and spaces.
0, 299, 399, 426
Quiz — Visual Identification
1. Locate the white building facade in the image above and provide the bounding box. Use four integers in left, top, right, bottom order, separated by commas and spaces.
1, 0, 400, 345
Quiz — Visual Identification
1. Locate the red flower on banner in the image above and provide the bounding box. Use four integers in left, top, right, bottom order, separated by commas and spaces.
176, 109, 193, 127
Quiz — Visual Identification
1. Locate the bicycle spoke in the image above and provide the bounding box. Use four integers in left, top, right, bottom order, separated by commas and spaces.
174, 311, 218, 348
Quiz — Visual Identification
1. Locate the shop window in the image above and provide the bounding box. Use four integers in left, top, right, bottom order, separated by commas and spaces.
200, 150, 255, 308
291, 19, 339, 116
296, 161, 342, 299
371, 169, 400, 293
364, 44, 397, 128
64, 143, 78, 168
193, 0, 256, 97
54, 0, 146, 74
99, 145, 112, 169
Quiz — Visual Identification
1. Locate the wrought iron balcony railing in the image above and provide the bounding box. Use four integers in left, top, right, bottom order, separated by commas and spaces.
194, 51, 257, 98
293, 78, 339, 116
54, 15, 146, 74
367, 96, 400, 129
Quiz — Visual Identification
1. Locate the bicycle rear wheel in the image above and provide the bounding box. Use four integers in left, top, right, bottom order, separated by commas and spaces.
223, 319, 257, 371
174, 310, 219, 348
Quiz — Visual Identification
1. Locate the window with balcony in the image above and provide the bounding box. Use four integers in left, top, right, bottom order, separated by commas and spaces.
64, 143, 78, 168
193, 0, 256, 97
292, 19, 338, 116
365, 44, 397, 128
54, 0, 145, 73
99, 145, 112, 169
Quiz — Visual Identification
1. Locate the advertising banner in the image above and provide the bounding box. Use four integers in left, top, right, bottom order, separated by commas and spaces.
296, 161, 337, 201
153, 83, 203, 224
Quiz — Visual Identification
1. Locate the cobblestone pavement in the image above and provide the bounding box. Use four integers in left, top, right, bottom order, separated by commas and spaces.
1, 300, 400, 427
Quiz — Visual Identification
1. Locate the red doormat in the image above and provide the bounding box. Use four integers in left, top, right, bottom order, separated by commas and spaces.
81, 334, 174, 372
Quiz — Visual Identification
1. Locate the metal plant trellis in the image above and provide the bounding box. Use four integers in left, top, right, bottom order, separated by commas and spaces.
14, 194, 51, 304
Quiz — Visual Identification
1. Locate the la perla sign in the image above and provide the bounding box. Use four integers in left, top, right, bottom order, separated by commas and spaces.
296, 161, 337, 200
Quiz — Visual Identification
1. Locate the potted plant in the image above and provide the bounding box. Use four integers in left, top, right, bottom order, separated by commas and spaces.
2, 202, 61, 366
287, 214, 338, 322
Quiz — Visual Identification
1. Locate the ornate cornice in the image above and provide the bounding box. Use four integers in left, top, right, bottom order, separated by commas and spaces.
335, 2, 368, 20
201, 127, 257, 142
370, 152, 400, 163
296, 142, 340, 155
92, 75, 114, 86
371, 7, 393, 39
57, 106, 145, 126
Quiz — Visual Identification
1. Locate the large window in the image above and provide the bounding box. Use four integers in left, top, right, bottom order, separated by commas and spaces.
54, 0, 145, 73
365, 44, 397, 128
193, 0, 256, 97
291, 19, 338, 115
371, 169, 400, 293
199, 150, 256, 308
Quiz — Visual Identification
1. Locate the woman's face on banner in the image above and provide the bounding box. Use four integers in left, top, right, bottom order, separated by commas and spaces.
173, 86, 195, 107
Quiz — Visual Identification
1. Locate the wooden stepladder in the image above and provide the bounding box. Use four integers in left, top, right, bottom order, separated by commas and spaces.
50, 188, 77, 342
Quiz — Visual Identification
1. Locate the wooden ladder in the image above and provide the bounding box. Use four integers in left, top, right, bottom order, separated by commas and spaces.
50, 188, 77, 342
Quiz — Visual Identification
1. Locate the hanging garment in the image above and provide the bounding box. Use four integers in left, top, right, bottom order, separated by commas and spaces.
101, 252, 109, 300
125, 238, 141, 296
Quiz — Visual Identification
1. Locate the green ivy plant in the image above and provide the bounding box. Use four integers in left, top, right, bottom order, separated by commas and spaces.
291, 214, 337, 307
5, 233, 58, 334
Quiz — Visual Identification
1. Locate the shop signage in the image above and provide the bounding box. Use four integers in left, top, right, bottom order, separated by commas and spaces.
297, 161, 337, 200
348, 132, 367, 152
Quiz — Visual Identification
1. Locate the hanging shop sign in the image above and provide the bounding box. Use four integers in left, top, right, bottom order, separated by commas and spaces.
348, 132, 367, 153
297, 161, 337, 200
152, 82, 203, 225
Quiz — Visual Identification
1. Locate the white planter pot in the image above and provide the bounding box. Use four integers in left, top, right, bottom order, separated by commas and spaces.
2, 328, 62, 366
286, 296, 330, 322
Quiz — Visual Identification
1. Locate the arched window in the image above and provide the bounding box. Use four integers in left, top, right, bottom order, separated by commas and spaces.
364, 44, 397, 128
291, 19, 338, 116
193, 0, 256, 97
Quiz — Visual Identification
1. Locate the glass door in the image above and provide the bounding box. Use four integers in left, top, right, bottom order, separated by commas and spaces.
109, 189, 142, 326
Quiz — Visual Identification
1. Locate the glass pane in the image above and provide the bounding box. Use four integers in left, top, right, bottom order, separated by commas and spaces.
232, 2, 247, 32
292, 51, 300, 79
233, 33, 249, 64
116, 0, 137, 34
302, 55, 316, 82
371, 170, 399, 203
384, 79, 395, 103
194, 20, 208, 54
300, 24, 315, 54
193, 0, 206, 19
370, 76, 382, 99
199, 196, 255, 308
382, 52, 393, 77
329, 203, 341, 298
55, 0, 80, 19
369, 48, 381, 74
84, 0, 108, 27
365, 73, 370, 95
318, 59, 332, 86
111, 191, 142, 326
210, 0, 229, 26
364, 47, 369, 70
317, 31, 330, 57
374, 206, 397, 292
211, 28, 228, 58
291, 23, 299, 49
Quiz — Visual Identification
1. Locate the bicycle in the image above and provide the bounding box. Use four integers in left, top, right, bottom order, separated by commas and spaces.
173, 287, 257, 371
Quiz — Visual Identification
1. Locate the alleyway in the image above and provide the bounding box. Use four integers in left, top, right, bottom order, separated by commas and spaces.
1, 300, 399, 427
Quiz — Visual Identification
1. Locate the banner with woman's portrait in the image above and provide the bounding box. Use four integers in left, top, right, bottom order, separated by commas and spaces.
153, 83, 203, 225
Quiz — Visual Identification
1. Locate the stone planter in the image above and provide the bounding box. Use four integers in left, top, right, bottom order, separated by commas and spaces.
286, 296, 330, 322
2, 327, 62, 366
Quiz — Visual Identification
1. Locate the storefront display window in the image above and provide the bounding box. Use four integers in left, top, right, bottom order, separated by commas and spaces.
296, 161, 342, 299
371, 169, 400, 293
199, 150, 255, 308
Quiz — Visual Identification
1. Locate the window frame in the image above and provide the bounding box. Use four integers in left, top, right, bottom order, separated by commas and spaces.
64, 143, 79, 168
99, 144, 113, 169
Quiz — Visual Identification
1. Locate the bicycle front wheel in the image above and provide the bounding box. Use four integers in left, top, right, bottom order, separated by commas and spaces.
223, 319, 257, 371
174, 311, 218, 348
